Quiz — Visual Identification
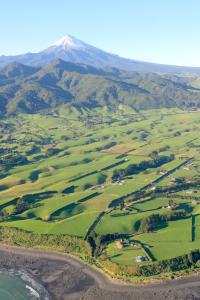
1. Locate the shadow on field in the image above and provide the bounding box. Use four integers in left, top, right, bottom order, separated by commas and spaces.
50, 192, 100, 220
154, 223, 168, 231
29, 170, 42, 182
0, 184, 9, 192
110, 253, 122, 259
21, 191, 57, 204
0, 191, 57, 217
62, 185, 77, 194
51, 202, 84, 220
8, 215, 27, 221
79, 192, 99, 203
177, 203, 193, 213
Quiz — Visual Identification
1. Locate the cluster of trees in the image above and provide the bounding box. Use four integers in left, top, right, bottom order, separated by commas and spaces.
135, 250, 200, 277
83, 183, 93, 190
0, 210, 9, 222
26, 145, 40, 156
62, 185, 75, 194
88, 232, 129, 257
0, 148, 10, 155
68, 157, 93, 167
0, 198, 33, 221
83, 173, 107, 190
166, 210, 187, 221
96, 141, 117, 151
154, 176, 200, 195
112, 154, 174, 182
13, 198, 30, 214
149, 148, 171, 160
46, 148, 61, 157
97, 173, 107, 184
29, 170, 42, 182
157, 145, 171, 153
139, 211, 188, 233
139, 214, 167, 233
0, 152, 28, 169
3, 192, 62, 217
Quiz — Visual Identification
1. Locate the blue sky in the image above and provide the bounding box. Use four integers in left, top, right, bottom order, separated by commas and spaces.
1, 0, 200, 66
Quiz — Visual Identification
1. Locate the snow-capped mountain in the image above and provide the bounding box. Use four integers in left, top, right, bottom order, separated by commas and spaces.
51, 35, 89, 50
1, 34, 200, 74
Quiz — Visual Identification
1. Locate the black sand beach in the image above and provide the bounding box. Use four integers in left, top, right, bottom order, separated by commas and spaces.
0, 244, 200, 300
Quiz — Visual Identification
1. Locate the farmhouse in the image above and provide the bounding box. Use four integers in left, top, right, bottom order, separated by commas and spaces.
170, 177, 184, 184
192, 200, 198, 206
135, 256, 146, 263
170, 177, 177, 183
115, 240, 123, 249
159, 171, 165, 175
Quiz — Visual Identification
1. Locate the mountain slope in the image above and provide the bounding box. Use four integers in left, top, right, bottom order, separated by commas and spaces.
1, 35, 200, 75
0, 60, 152, 114
0, 59, 200, 115
0, 62, 38, 78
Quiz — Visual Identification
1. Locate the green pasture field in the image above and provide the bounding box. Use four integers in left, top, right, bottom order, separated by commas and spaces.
106, 242, 147, 266
0, 107, 200, 265
133, 217, 197, 260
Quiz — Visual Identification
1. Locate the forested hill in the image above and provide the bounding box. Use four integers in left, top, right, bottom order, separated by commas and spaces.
0, 59, 200, 115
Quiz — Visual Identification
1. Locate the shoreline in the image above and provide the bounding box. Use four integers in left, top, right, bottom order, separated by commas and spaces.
0, 244, 200, 299
0, 267, 50, 299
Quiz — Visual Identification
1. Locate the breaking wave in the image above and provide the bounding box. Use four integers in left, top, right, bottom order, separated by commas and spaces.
0, 268, 50, 299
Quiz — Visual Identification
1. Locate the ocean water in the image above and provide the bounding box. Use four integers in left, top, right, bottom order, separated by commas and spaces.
0, 270, 50, 300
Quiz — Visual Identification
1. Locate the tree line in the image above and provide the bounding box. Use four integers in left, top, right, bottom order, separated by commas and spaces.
112, 154, 175, 182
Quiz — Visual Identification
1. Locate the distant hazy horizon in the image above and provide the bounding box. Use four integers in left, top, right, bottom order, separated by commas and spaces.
1, 0, 200, 67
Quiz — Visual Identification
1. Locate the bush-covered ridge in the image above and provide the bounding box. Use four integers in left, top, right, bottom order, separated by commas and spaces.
0, 227, 91, 259
1, 59, 200, 115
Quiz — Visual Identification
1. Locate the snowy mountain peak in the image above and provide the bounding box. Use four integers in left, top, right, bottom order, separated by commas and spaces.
1, 34, 200, 74
52, 35, 86, 50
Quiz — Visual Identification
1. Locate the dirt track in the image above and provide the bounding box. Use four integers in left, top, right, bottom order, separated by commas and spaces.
0, 244, 200, 300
